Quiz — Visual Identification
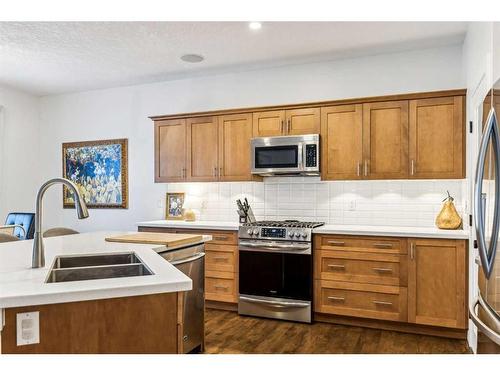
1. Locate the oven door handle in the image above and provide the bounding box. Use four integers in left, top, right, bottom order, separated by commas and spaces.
239, 296, 310, 308
239, 241, 310, 251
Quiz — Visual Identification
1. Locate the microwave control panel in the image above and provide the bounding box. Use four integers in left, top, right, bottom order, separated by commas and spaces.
305, 144, 318, 167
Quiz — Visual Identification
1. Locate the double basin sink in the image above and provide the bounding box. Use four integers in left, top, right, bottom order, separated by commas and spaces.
45, 252, 153, 283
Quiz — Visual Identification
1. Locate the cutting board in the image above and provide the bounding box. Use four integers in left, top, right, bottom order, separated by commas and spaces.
105, 232, 203, 248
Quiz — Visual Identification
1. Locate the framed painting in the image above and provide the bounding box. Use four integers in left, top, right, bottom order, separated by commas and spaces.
166, 192, 184, 220
62, 138, 128, 209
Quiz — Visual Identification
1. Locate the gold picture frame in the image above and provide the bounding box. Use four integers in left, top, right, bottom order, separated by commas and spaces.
62, 138, 128, 209
166, 192, 185, 220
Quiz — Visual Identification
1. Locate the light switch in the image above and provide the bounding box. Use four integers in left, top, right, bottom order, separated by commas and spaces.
16, 311, 40, 346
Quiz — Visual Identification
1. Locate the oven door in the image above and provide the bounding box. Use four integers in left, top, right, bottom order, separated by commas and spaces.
239, 241, 312, 301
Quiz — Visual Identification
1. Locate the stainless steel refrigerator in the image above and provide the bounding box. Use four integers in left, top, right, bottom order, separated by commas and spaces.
471, 81, 500, 352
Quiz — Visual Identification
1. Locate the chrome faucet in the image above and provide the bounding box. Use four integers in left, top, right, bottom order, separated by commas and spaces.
32, 178, 89, 268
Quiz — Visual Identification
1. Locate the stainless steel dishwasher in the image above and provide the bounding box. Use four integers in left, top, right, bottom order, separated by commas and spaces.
159, 243, 205, 353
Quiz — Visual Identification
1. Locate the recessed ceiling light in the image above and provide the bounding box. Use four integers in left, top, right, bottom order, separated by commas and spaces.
180, 54, 204, 63
249, 22, 262, 30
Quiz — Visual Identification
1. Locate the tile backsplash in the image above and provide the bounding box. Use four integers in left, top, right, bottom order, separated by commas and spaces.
165, 177, 468, 228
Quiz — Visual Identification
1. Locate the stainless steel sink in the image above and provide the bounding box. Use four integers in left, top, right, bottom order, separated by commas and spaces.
45, 252, 153, 283
52, 252, 142, 269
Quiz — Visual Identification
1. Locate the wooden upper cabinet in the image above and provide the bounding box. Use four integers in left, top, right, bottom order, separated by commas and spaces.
321, 104, 363, 180
155, 119, 187, 182
363, 101, 409, 179
409, 96, 464, 179
408, 238, 467, 329
186, 116, 219, 182
218, 113, 253, 181
286, 108, 320, 135
253, 108, 320, 137
252, 110, 285, 137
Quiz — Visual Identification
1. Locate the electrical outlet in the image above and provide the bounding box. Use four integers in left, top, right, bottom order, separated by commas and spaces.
348, 200, 356, 211
16, 311, 40, 346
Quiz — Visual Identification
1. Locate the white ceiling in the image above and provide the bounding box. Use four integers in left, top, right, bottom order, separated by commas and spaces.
0, 22, 468, 96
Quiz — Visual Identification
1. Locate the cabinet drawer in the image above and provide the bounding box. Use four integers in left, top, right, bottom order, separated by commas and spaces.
205, 249, 236, 273
315, 250, 407, 286
204, 231, 238, 245
314, 280, 408, 322
315, 234, 406, 254
205, 270, 238, 303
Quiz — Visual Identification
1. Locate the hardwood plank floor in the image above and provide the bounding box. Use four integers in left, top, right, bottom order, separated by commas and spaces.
204, 309, 470, 354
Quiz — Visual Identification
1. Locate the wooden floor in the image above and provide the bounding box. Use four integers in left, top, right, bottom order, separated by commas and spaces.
204, 309, 470, 354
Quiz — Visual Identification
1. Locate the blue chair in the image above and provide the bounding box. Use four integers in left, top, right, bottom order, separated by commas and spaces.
4, 213, 35, 240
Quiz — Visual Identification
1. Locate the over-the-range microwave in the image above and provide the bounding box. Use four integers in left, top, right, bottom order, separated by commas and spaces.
251, 134, 320, 176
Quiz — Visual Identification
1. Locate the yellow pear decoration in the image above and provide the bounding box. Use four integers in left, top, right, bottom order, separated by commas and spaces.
435, 191, 462, 230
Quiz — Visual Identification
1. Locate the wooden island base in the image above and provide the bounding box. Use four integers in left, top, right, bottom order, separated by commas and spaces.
1, 292, 182, 354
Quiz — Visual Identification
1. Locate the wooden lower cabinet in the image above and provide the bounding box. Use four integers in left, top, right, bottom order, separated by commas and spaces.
408, 238, 467, 329
313, 234, 468, 334
1, 293, 181, 354
315, 280, 408, 322
138, 226, 239, 305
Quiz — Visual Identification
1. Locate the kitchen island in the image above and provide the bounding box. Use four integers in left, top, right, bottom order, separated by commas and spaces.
0, 231, 209, 354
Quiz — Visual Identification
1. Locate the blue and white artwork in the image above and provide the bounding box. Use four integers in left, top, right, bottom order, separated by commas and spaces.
63, 139, 128, 208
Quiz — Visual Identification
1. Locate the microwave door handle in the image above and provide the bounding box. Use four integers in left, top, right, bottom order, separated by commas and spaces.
298, 143, 304, 169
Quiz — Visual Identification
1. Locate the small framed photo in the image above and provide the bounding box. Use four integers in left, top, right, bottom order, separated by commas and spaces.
166, 192, 185, 220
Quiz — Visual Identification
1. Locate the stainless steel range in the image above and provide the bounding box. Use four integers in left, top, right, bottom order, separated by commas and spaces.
238, 220, 324, 323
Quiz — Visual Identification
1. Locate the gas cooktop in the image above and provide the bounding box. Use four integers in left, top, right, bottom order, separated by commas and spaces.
240, 220, 325, 229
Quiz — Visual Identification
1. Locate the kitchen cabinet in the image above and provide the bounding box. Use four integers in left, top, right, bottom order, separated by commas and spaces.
407, 238, 467, 329
314, 234, 468, 335
218, 113, 253, 181
154, 119, 187, 182
138, 226, 239, 306
186, 116, 219, 182
321, 104, 363, 180
252, 108, 320, 137
362, 101, 409, 179
409, 96, 464, 179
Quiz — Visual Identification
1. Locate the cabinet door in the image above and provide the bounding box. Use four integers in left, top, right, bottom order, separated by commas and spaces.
186, 116, 219, 181
218, 113, 253, 181
154, 119, 186, 182
252, 110, 285, 137
408, 238, 467, 329
409, 96, 464, 179
321, 104, 363, 180
363, 101, 409, 179
286, 108, 320, 135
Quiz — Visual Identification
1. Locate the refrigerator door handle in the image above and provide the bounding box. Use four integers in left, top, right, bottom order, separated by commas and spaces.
474, 107, 500, 279
469, 293, 500, 346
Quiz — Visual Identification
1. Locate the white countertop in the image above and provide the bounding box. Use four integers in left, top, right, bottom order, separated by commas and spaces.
0, 231, 211, 309
137, 220, 240, 231
137, 220, 470, 239
313, 224, 470, 239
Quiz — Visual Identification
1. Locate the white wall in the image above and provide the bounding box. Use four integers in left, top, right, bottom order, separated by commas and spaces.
38, 44, 465, 232
0, 85, 41, 221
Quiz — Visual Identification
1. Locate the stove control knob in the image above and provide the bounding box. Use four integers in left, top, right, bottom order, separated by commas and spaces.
247, 229, 254, 235
294, 232, 302, 238
253, 229, 260, 236
288, 231, 294, 238
301, 232, 308, 238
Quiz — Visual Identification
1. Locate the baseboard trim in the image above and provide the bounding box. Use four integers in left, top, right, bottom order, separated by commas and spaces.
206, 300, 238, 312
314, 313, 467, 340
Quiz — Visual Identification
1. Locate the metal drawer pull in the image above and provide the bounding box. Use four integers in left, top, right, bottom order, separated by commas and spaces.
327, 264, 345, 269
327, 296, 345, 302
372, 267, 393, 273
214, 236, 229, 241
372, 300, 393, 306
373, 243, 393, 249
327, 240, 345, 246
214, 285, 228, 291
